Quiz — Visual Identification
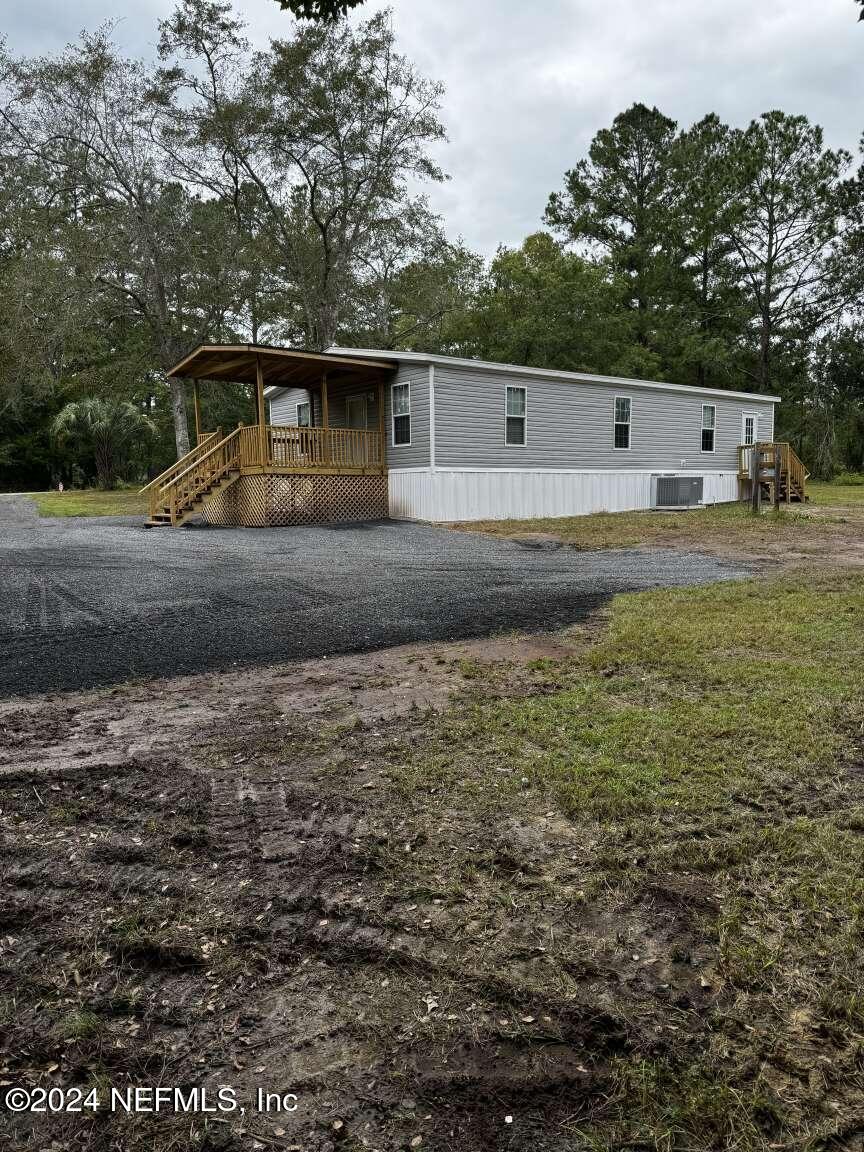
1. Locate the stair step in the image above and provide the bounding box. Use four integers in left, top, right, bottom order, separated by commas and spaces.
150, 466, 241, 526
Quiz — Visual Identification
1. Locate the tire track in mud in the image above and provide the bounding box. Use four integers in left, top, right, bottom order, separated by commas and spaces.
0, 646, 730, 1151
190, 749, 666, 1151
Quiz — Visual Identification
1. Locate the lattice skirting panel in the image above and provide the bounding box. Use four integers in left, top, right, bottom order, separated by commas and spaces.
201, 473, 389, 527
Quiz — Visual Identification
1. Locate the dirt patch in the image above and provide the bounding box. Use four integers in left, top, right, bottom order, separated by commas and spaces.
0, 628, 588, 776
0, 629, 612, 1152
2, 592, 863, 1151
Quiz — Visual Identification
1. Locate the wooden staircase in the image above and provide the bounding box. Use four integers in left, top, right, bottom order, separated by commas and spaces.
141, 428, 242, 527
738, 442, 809, 505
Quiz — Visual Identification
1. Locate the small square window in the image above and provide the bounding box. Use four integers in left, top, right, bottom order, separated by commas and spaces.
506, 386, 526, 446
296, 401, 311, 427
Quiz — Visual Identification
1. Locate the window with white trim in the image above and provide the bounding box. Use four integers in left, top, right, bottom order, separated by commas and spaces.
392, 382, 411, 446
296, 400, 311, 427
505, 385, 527, 446
701, 404, 716, 452
743, 414, 757, 446
614, 396, 631, 449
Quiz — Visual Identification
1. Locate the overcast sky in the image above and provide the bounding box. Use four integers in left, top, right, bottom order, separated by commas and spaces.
5, 0, 862, 256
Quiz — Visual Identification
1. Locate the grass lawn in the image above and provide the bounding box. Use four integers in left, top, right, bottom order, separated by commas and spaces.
451, 480, 864, 558
26, 488, 147, 517
365, 567, 864, 1147
808, 478, 864, 505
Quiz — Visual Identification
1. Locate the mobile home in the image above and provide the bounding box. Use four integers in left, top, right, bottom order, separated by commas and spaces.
143, 345, 801, 527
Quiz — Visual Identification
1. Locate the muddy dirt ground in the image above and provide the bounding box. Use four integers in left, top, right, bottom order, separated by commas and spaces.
4, 497, 864, 1151
0, 615, 766, 1152
2, 629, 623, 1152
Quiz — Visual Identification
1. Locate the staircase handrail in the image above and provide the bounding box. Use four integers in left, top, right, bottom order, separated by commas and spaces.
140, 429, 221, 496
160, 427, 241, 497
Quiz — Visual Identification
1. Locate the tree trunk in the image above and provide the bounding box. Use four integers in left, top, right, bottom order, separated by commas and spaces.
169, 377, 191, 459
94, 438, 115, 490
759, 314, 772, 394
697, 246, 709, 389
314, 294, 341, 352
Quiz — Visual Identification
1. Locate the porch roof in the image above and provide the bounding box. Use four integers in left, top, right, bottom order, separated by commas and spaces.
166, 344, 396, 390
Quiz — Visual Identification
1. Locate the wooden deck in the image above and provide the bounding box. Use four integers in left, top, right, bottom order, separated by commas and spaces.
143, 424, 386, 526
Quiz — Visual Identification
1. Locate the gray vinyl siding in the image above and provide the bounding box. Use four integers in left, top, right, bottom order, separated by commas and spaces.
432, 365, 774, 471
269, 382, 381, 431
269, 387, 318, 426
383, 364, 430, 469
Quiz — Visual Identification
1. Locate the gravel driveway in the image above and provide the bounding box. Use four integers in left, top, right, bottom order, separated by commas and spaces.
0, 495, 750, 697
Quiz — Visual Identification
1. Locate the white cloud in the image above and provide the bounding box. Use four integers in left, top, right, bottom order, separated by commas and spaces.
5, 0, 862, 255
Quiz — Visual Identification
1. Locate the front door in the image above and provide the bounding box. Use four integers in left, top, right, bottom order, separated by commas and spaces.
345, 395, 367, 430
741, 413, 759, 476
345, 395, 368, 465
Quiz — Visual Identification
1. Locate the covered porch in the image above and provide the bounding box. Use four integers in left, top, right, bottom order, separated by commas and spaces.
142, 345, 395, 527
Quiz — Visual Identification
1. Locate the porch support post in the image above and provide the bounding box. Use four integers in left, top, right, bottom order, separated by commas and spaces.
377, 377, 385, 471
750, 443, 761, 514
256, 354, 267, 468
192, 380, 202, 443
321, 371, 329, 464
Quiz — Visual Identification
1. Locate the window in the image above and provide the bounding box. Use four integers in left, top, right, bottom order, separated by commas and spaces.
742, 414, 757, 446
505, 386, 527, 446
392, 382, 411, 446
614, 396, 631, 449
296, 400, 311, 427
701, 404, 716, 452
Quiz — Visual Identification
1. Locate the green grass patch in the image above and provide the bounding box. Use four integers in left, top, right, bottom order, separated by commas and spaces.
452, 501, 817, 551
27, 488, 147, 517
393, 569, 864, 982
414, 572, 864, 821
55, 1009, 103, 1042
808, 479, 864, 505
379, 568, 864, 1145
453, 483, 864, 552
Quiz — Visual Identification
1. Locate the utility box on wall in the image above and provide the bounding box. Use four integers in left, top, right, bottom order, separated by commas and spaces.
654, 475, 704, 509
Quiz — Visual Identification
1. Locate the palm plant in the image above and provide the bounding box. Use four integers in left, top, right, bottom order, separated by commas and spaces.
52, 398, 157, 489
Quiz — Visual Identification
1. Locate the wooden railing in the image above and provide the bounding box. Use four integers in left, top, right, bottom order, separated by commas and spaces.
142, 422, 386, 522
738, 442, 755, 480
141, 429, 221, 504
785, 443, 809, 499
239, 425, 262, 467
737, 441, 809, 502
146, 428, 241, 524
237, 424, 385, 472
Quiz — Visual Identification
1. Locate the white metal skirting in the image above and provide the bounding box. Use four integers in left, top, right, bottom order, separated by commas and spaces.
388, 468, 740, 522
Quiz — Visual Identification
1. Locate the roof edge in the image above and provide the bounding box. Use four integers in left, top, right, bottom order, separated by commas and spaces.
166, 343, 396, 379
327, 347, 781, 405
